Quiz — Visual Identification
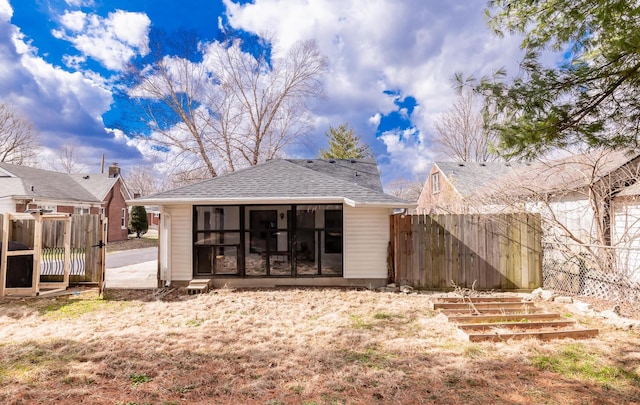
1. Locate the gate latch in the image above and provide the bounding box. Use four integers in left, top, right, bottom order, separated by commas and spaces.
92, 240, 106, 249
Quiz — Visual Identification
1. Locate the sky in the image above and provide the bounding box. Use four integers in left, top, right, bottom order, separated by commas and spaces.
0, 0, 531, 187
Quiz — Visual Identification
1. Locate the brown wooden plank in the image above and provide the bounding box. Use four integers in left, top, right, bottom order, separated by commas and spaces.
418, 215, 427, 287
531, 214, 542, 288
512, 214, 523, 289
447, 313, 563, 323
440, 307, 545, 316
423, 215, 432, 288
434, 302, 535, 310
458, 320, 576, 331
434, 215, 447, 288
477, 215, 487, 289
497, 215, 509, 289
411, 216, 421, 287
465, 328, 600, 342
433, 296, 525, 303
485, 217, 499, 288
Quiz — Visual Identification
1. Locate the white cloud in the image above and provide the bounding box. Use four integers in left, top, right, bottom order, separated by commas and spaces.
53, 9, 150, 71
223, 0, 527, 182
65, 0, 94, 7
379, 127, 435, 179
0, 7, 128, 170
60, 10, 86, 31
0, 0, 12, 22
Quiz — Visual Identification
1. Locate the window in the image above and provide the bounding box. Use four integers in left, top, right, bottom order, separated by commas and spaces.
74, 207, 90, 215
193, 204, 343, 278
121, 208, 127, 229
431, 172, 440, 193
194, 206, 241, 276
324, 209, 343, 254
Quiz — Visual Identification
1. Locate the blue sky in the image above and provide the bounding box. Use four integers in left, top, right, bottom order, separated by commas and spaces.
0, 0, 528, 187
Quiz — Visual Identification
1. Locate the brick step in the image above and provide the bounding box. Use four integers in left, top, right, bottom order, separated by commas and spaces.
447, 313, 563, 323
464, 328, 600, 342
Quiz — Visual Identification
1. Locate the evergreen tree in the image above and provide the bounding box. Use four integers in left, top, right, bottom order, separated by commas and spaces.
469, 0, 640, 158
318, 123, 373, 159
129, 206, 149, 238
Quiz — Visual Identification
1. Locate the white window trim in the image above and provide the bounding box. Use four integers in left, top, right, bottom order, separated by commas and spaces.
121, 207, 127, 229
431, 172, 440, 194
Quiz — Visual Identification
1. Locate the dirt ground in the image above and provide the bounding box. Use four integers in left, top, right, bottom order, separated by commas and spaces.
107, 233, 158, 253
0, 287, 638, 405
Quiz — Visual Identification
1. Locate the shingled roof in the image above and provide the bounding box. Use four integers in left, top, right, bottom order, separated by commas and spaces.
0, 163, 100, 203
434, 161, 523, 198
69, 172, 131, 201
134, 159, 413, 208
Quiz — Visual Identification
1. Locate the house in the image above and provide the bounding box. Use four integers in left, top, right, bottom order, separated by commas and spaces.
130, 158, 415, 288
416, 161, 521, 214
418, 150, 640, 280
0, 162, 132, 242
71, 163, 133, 242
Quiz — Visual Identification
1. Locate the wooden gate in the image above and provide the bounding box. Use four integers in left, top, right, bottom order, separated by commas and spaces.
0, 213, 106, 296
391, 214, 542, 290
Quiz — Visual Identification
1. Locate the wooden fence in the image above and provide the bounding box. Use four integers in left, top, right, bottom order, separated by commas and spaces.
391, 214, 542, 290
0, 213, 105, 283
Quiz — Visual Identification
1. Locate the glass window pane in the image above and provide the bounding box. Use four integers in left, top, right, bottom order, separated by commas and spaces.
196, 206, 240, 231
213, 246, 238, 275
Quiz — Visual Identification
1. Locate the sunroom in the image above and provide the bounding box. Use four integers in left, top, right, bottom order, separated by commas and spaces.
130, 159, 415, 288
194, 204, 343, 278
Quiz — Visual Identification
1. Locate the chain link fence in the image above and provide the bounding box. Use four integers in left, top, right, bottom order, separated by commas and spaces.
543, 242, 640, 317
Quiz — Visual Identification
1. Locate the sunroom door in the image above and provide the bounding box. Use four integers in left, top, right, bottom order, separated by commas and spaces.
194, 206, 240, 276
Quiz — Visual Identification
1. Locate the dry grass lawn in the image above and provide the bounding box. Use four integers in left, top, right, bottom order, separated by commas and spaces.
0, 288, 639, 404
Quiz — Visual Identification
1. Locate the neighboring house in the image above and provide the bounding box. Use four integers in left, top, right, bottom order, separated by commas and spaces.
416, 161, 521, 214
131, 158, 415, 288
611, 183, 640, 280
71, 163, 133, 242
418, 150, 640, 279
0, 162, 132, 242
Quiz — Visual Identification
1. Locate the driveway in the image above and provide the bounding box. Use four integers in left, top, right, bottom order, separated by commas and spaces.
105, 247, 158, 289
106, 247, 157, 268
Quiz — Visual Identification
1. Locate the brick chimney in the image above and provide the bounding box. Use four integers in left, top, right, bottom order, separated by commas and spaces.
108, 162, 121, 178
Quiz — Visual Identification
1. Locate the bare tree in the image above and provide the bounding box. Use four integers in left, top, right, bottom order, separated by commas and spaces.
0, 103, 40, 166
126, 166, 164, 197
432, 89, 498, 162
385, 178, 424, 202
43, 144, 90, 173
126, 32, 327, 180
476, 148, 640, 273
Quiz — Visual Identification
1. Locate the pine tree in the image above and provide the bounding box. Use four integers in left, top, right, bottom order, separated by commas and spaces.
129, 206, 149, 238
470, 0, 640, 158
318, 123, 373, 159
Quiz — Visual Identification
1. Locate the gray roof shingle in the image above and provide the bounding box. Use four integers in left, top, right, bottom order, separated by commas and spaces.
288, 159, 383, 192
435, 161, 523, 198
69, 172, 130, 201
0, 163, 101, 203
135, 159, 413, 207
